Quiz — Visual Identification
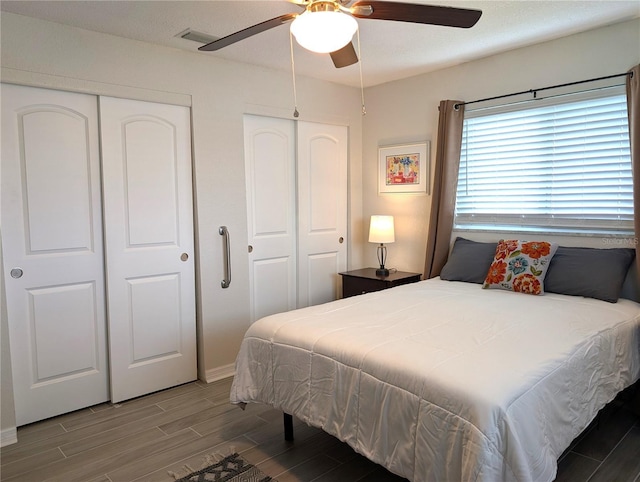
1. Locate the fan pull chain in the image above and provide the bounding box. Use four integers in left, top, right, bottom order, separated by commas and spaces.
289, 30, 299, 118
356, 29, 366, 115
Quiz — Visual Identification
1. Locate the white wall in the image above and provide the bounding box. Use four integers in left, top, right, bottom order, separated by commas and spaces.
0, 12, 364, 434
362, 18, 640, 274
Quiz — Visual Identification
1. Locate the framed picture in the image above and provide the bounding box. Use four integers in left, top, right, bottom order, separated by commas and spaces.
378, 142, 429, 194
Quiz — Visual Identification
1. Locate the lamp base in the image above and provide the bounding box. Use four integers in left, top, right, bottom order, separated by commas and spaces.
375, 244, 389, 277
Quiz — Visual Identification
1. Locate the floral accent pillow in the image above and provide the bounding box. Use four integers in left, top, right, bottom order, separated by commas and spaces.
483, 240, 558, 295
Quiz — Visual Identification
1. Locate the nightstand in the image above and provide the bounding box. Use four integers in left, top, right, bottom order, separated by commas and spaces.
339, 268, 422, 298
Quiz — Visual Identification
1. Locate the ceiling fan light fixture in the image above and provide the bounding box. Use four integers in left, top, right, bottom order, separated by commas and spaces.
290, 10, 358, 54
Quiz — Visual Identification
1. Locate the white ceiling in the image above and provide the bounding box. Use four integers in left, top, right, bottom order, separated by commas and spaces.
2, 0, 639, 88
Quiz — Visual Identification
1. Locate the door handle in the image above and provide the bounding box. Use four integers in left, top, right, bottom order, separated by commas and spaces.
219, 226, 231, 289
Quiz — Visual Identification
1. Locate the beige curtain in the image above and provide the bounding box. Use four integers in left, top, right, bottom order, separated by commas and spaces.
627, 65, 640, 275
424, 100, 465, 278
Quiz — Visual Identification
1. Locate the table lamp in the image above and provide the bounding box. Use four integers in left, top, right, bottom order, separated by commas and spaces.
368, 215, 395, 276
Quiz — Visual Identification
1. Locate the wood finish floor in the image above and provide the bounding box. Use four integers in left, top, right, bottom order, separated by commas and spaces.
1, 377, 639, 482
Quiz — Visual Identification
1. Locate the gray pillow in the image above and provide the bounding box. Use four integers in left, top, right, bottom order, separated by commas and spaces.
544, 246, 635, 303
440, 237, 498, 284
620, 261, 640, 302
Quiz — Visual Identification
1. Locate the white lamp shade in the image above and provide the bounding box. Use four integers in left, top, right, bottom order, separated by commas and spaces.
290, 11, 358, 54
368, 215, 395, 244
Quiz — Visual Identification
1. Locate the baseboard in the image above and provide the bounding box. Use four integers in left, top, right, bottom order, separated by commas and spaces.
1, 427, 18, 447
205, 363, 235, 384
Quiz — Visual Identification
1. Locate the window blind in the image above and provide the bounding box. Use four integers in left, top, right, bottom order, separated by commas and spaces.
455, 88, 633, 234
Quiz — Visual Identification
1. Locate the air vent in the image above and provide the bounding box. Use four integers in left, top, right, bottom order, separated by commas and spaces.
176, 29, 219, 45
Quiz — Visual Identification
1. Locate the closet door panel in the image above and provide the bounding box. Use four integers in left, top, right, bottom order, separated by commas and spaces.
304, 253, 343, 306
29, 282, 100, 379
128, 274, 182, 360
123, 120, 178, 245
100, 96, 196, 403
244, 115, 296, 323
297, 121, 348, 308
1, 83, 108, 425
22, 109, 94, 251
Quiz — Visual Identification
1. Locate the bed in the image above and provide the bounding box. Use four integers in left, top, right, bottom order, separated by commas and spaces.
230, 239, 640, 482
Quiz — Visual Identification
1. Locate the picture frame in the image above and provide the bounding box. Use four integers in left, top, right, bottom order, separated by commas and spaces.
378, 142, 429, 194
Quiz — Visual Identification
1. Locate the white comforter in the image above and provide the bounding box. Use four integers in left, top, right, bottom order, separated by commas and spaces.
231, 279, 640, 482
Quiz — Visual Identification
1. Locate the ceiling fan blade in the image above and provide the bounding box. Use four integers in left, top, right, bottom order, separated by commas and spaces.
351, 1, 482, 28
199, 13, 297, 51
330, 42, 359, 68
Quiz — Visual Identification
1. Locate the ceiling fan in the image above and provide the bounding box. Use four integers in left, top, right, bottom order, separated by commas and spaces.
199, 1, 482, 68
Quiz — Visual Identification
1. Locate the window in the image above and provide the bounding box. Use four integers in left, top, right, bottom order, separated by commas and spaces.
454, 88, 633, 235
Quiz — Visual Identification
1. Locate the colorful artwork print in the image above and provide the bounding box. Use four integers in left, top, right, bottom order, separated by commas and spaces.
386, 153, 420, 185
378, 143, 428, 194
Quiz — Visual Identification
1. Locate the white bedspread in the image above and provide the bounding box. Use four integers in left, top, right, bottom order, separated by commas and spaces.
231, 279, 640, 482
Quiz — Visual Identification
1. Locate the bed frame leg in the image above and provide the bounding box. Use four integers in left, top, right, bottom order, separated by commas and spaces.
283, 413, 294, 441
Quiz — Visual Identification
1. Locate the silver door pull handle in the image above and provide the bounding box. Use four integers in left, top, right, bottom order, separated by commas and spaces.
219, 226, 231, 289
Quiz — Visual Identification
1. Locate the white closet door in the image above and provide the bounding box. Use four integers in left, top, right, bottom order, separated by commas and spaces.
297, 121, 348, 307
244, 115, 297, 323
99, 97, 196, 402
1, 84, 109, 425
